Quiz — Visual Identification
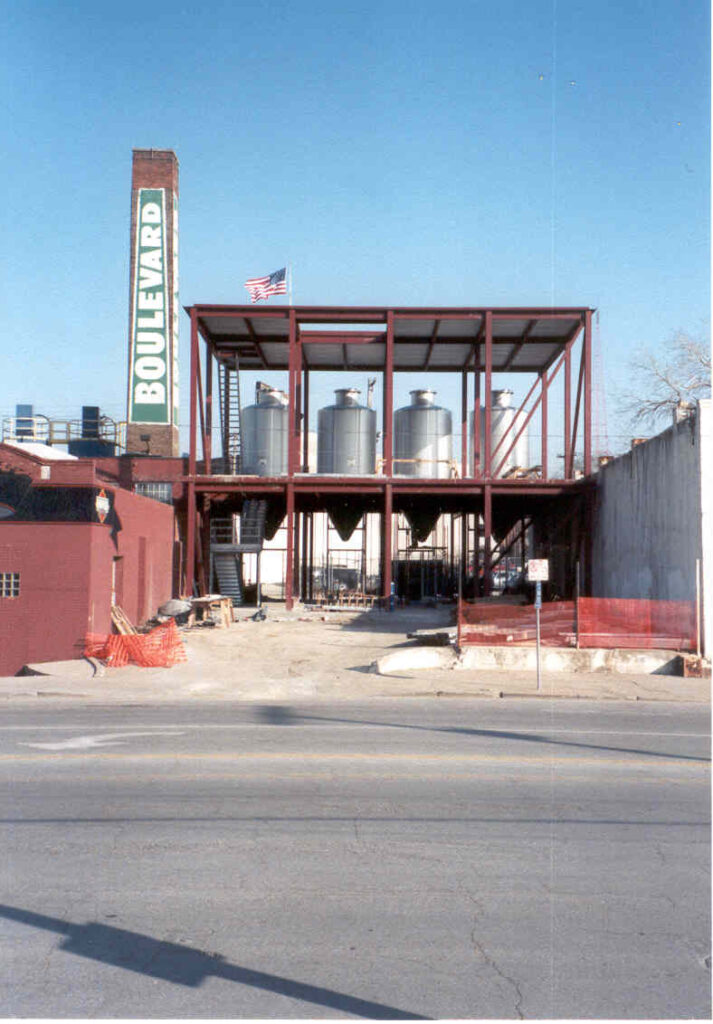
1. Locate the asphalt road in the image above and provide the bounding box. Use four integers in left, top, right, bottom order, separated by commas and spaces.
1, 698, 710, 1019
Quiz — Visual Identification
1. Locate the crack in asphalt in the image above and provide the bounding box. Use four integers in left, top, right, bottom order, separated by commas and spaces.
460, 884, 525, 1019
470, 927, 525, 1019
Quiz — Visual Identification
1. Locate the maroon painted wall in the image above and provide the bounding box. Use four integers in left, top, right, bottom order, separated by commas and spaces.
0, 487, 175, 675
0, 523, 96, 672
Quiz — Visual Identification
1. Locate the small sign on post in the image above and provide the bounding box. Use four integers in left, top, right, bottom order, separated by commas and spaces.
527, 559, 549, 691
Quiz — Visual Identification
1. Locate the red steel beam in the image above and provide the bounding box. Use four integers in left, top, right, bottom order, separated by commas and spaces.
584, 309, 593, 475
570, 342, 586, 476
424, 319, 441, 370
300, 332, 384, 344
493, 351, 566, 477
490, 371, 541, 465
484, 312, 493, 477
243, 317, 268, 369
502, 319, 537, 371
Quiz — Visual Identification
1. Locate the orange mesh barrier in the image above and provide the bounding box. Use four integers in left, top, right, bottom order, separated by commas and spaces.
458, 598, 696, 651
84, 619, 187, 668
576, 597, 696, 650
458, 602, 576, 647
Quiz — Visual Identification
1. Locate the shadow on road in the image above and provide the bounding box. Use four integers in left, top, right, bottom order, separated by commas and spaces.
0, 903, 429, 1019
253, 705, 710, 763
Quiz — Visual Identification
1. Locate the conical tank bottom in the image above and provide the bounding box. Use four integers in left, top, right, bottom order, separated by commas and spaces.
404, 508, 440, 544
325, 501, 363, 542
263, 498, 286, 541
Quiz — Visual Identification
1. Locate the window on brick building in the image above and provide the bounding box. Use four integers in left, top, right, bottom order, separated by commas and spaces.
0, 573, 20, 598
134, 482, 174, 505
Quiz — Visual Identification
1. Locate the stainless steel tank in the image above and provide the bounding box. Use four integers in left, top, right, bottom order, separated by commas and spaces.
394, 389, 452, 478
241, 386, 288, 476
317, 388, 376, 475
471, 389, 529, 476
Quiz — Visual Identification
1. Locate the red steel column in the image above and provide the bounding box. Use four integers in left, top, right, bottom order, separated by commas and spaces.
285, 483, 295, 609
205, 343, 213, 474
185, 308, 199, 596
540, 371, 548, 480
382, 483, 393, 606
584, 309, 593, 476
483, 483, 492, 596
287, 310, 299, 476
293, 506, 301, 600
302, 367, 310, 472
461, 371, 468, 478
473, 355, 481, 477
484, 311, 492, 477
383, 311, 394, 476
564, 343, 572, 479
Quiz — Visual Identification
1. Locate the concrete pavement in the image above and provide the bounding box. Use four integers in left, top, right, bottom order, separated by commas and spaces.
0, 605, 709, 705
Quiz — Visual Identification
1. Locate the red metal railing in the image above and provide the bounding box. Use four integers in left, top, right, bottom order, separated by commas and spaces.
457, 598, 696, 651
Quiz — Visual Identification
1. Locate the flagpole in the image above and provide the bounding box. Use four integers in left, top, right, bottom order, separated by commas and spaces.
288, 263, 293, 306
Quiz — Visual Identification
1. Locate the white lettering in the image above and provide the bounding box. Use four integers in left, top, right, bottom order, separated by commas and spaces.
137, 312, 165, 329
138, 291, 163, 310
138, 267, 162, 289
136, 332, 165, 354
134, 382, 166, 404
140, 249, 162, 271
142, 202, 161, 223
135, 356, 165, 380
140, 225, 161, 246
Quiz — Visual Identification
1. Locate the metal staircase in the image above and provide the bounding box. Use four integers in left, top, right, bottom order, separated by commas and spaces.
218, 355, 242, 473
210, 517, 243, 605
209, 501, 268, 606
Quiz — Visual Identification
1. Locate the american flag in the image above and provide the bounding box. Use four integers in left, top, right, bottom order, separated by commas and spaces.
244, 267, 287, 303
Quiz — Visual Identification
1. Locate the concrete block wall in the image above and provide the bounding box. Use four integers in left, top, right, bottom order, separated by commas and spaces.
592, 400, 710, 654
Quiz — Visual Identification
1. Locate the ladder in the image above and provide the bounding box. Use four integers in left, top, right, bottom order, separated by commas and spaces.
218, 354, 242, 473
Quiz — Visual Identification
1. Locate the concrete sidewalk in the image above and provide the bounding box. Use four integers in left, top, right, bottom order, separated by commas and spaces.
0, 605, 709, 705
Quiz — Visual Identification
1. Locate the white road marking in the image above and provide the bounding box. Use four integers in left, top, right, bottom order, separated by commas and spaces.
19, 731, 185, 751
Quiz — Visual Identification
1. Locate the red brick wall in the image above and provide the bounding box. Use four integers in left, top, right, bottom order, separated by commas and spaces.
126, 149, 179, 458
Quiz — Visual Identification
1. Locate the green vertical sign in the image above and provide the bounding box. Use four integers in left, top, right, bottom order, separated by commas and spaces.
129, 188, 170, 424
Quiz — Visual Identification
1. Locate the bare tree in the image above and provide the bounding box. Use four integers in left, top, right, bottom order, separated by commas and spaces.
623, 330, 711, 428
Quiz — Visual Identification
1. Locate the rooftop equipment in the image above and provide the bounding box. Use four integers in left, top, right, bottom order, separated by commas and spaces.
394, 389, 452, 478
317, 388, 376, 476
241, 385, 288, 476
472, 389, 529, 476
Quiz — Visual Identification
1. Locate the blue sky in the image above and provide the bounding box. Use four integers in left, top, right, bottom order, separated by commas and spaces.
1, 0, 709, 457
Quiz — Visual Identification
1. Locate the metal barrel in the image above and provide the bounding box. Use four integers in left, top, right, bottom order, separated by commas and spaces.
394, 389, 452, 478
471, 389, 529, 476
317, 388, 376, 475
241, 387, 288, 476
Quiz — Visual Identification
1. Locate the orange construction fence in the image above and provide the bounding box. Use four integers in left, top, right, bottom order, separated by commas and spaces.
457, 597, 696, 651
85, 619, 187, 668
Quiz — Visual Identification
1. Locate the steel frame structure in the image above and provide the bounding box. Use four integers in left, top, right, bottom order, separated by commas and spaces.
184, 304, 595, 607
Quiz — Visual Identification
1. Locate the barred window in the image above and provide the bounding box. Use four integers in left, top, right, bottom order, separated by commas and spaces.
0, 573, 20, 598
134, 481, 174, 505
